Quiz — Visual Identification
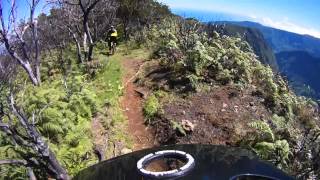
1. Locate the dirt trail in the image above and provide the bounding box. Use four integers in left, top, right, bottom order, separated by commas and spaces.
121, 58, 155, 151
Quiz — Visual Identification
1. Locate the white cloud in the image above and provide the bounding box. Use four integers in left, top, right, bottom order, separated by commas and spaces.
258, 17, 320, 38
248, 14, 257, 19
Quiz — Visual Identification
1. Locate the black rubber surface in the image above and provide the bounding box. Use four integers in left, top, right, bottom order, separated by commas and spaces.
74, 144, 294, 180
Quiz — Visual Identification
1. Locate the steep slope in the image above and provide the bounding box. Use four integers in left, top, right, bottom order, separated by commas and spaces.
276, 51, 320, 99
231, 21, 320, 58
135, 17, 320, 179
212, 23, 278, 70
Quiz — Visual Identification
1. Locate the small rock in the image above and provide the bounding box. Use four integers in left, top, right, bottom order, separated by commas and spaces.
223, 103, 228, 108
181, 110, 186, 115
181, 120, 195, 132
163, 85, 170, 91
221, 109, 226, 112
126, 108, 130, 111
121, 148, 133, 155
134, 89, 148, 99
234, 105, 239, 113
210, 99, 214, 104
249, 102, 254, 106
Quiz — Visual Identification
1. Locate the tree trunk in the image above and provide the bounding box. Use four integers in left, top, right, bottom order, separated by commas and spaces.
83, 16, 94, 61
88, 44, 94, 61
31, 0, 41, 85
68, 27, 83, 64
75, 41, 83, 64
46, 149, 69, 180
27, 167, 37, 180
83, 33, 88, 61
21, 61, 39, 86
0, 34, 40, 86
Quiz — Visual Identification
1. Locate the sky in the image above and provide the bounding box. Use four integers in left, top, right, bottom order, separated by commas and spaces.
158, 0, 320, 38
1, 0, 319, 38
1, 0, 50, 30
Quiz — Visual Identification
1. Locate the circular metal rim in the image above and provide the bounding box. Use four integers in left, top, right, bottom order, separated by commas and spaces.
137, 150, 195, 179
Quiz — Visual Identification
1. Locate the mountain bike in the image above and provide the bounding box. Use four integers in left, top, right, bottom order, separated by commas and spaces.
110, 41, 117, 55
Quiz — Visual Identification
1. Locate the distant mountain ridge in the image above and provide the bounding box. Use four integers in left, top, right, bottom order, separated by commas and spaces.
276, 51, 320, 99
226, 21, 320, 58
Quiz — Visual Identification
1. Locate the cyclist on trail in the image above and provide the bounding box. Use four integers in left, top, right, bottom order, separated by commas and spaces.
107, 25, 118, 54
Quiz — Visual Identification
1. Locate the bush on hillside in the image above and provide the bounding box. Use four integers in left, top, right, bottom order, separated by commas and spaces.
143, 18, 298, 113
143, 94, 160, 123
6, 75, 99, 176
139, 17, 320, 178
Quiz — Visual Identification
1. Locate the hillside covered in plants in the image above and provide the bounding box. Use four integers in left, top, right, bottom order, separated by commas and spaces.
0, 0, 169, 179
135, 18, 320, 179
0, 0, 319, 180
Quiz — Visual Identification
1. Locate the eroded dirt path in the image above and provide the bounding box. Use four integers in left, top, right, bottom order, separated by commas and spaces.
121, 58, 155, 151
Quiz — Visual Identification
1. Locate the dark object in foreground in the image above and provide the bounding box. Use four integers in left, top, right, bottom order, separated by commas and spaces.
74, 144, 294, 180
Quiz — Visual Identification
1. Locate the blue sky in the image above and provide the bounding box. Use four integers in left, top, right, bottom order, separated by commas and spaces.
2, 0, 319, 38
1, 0, 49, 30
158, 0, 320, 38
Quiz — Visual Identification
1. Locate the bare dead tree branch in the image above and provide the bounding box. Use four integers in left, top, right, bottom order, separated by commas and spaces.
0, 85, 68, 179
0, 0, 41, 85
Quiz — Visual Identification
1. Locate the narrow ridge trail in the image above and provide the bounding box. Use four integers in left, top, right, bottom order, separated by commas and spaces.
121, 58, 155, 151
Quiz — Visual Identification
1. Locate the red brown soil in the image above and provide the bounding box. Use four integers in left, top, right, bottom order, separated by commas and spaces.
154, 85, 273, 145
121, 58, 155, 151
141, 61, 274, 146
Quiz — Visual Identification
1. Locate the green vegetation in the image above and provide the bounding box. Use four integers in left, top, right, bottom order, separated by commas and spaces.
137, 17, 320, 178
0, 0, 171, 178
249, 121, 275, 142
171, 121, 187, 136
92, 48, 140, 156
0, 46, 138, 178
143, 18, 299, 116
143, 94, 160, 123
248, 121, 290, 168
0, 0, 319, 178
210, 23, 278, 70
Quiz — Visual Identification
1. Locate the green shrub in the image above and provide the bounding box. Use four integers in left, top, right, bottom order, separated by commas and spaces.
171, 120, 186, 136
145, 18, 285, 95
249, 121, 275, 142
136, 16, 320, 178
247, 120, 291, 169
253, 140, 290, 168
143, 94, 160, 122
12, 75, 98, 175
